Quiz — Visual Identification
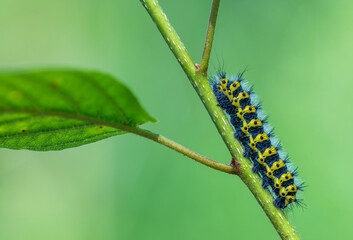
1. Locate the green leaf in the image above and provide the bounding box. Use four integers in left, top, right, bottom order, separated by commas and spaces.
0, 70, 156, 151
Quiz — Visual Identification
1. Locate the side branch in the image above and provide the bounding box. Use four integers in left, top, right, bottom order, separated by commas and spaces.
199, 0, 221, 75
132, 127, 238, 175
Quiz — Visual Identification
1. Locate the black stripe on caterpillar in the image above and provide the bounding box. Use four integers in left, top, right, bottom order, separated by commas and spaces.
212, 71, 303, 209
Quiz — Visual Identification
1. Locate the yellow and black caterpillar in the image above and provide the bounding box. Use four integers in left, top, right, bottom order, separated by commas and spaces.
212, 72, 303, 209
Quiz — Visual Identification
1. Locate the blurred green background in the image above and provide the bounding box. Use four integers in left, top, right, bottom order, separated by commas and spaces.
0, 0, 352, 239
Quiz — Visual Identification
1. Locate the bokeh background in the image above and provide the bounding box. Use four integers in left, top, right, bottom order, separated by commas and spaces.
0, 0, 352, 239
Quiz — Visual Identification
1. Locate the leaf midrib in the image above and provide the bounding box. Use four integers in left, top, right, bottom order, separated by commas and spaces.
0, 109, 140, 134
0, 131, 122, 150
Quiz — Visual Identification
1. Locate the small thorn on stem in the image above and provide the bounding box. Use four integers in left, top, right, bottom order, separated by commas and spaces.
230, 157, 241, 174
195, 63, 201, 71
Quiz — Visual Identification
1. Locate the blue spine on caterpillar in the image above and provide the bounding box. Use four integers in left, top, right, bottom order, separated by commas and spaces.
212, 71, 303, 209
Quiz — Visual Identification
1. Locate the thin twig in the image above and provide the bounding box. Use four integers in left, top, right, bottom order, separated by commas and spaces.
131, 127, 238, 175
199, 0, 221, 75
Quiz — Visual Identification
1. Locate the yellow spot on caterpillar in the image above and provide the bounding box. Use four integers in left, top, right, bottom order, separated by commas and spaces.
286, 184, 297, 193
237, 91, 250, 100
230, 81, 240, 92
243, 105, 256, 113
241, 121, 249, 135
279, 187, 287, 197
254, 133, 269, 143
248, 119, 263, 128
286, 195, 295, 202
285, 195, 296, 206
220, 78, 228, 88
21, 129, 26, 133
237, 108, 244, 120
249, 136, 257, 151
232, 98, 240, 108
271, 159, 285, 171
266, 165, 274, 179
279, 172, 293, 183
216, 85, 223, 92
274, 178, 281, 188
222, 87, 227, 95
262, 146, 277, 158
257, 152, 265, 165
226, 90, 233, 100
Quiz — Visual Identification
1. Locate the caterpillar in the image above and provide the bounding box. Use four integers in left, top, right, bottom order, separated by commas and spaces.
212, 71, 303, 209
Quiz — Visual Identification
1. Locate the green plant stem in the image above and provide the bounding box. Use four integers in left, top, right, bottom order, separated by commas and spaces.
199, 0, 220, 75
140, 0, 300, 239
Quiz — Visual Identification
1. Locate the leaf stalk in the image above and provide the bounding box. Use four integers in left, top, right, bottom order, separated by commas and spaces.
132, 127, 238, 175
